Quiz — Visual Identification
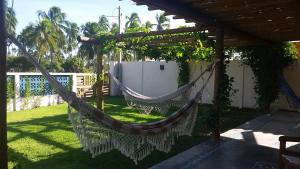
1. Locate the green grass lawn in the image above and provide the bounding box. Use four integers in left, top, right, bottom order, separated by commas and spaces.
8, 96, 263, 169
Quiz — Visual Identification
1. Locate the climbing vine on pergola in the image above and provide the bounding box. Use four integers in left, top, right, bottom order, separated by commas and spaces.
78, 27, 217, 110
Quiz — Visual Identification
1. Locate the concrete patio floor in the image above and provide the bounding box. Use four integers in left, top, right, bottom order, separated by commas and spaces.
150, 112, 300, 169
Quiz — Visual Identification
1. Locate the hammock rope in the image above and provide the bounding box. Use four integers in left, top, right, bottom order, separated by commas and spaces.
8, 33, 215, 163
109, 62, 215, 114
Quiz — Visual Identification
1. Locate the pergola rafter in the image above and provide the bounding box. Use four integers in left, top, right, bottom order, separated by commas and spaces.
133, 0, 272, 45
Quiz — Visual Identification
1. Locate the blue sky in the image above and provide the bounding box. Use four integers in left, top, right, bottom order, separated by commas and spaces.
8, 0, 194, 34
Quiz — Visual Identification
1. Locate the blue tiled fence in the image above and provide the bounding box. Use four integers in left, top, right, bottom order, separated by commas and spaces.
19, 75, 72, 97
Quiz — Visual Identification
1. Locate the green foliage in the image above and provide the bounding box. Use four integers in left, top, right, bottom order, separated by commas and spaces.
155, 12, 170, 31
18, 6, 79, 72
39, 77, 45, 96
7, 56, 35, 72
7, 76, 14, 103
24, 76, 31, 98
62, 57, 89, 73
116, 32, 215, 62
22, 76, 31, 109
125, 13, 141, 31
216, 58, 237, 113
177, 56, 190, 87
239, 42, 298, 111
68, 75, 73, 91
6, 6, 18, 36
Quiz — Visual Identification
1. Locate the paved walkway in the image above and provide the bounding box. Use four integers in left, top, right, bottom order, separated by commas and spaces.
150, 112, 300, 169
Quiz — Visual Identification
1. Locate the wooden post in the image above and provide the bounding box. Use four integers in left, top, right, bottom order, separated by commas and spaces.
0, 0, 8, 168
96, 47, 104, 111
212, 26, 225, 141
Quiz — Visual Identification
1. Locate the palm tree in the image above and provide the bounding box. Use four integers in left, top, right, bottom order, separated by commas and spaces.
78, 21, 104, 65
110, 22, 119, 34
65, 22, 79, 52
37, 7, 77, 71
5, 7, 17, 36
38, 7, 67, 29
125, 12, 141, 30
5, 3, 17, 55
38, 7, 79, 52
18, 20, 58, 65
145, 21, 154, 31
98, 15, 110, 32
155, 12, 170, 31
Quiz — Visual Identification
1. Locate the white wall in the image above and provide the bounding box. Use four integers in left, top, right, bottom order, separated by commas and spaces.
142, 61, 178, 97
121, 62, 144, 94
189, 61, 215, 104
8, 95, 63, 112
110, 61, 179, 97
110, 60, 258, 108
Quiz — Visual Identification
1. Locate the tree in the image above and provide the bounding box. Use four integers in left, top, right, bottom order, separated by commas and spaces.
18, 19, 59, 66
98, 15, 110, 32
155, 12, 170, 31
37, 7, 67, 52
7, 56, 35, 72
38, 6, 67, 29
65, 22, 79, 52
145, 21, 154, 31
125, 13, 141, 31
36, 6, 79, 71
78, 22, 102, 63
62, 57, 88, 72
5, 7, 17, 36
110, 22, 120, 34
5, 1, 18, 56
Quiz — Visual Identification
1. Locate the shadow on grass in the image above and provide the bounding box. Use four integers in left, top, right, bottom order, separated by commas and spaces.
8, 96, 263, 169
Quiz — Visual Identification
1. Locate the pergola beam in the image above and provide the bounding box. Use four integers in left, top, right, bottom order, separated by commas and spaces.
78, 27, 206, 45
0, 0, 8, 169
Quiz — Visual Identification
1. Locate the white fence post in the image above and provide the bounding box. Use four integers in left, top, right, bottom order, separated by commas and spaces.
72, 73, 77, 93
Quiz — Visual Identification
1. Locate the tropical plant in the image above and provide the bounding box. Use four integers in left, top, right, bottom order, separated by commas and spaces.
239, 42, 298, 112
18, 6, 78, 72
5, 7, 17, 36
125, 13, 141, 31
7, 56, 35, 72
62, 57, 89, 73
65, 22, 79, 52
110, 22, 120, 34
37, 7, 70, 69
145, 21, 154, 31
98, 15, 110, 32
18, 20, 59, 65
155, 12, 170, 31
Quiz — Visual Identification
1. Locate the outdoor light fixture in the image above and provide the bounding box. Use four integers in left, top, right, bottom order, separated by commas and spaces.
160, 65, 165, 70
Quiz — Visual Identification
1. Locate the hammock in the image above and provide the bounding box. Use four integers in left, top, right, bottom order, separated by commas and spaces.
8, 34, 215, 164
109, 63, 214, 114
279, 74, 300, 108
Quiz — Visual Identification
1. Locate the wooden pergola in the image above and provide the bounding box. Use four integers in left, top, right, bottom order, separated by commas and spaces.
78, 27, 213, 110
1, 0, 300, 169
